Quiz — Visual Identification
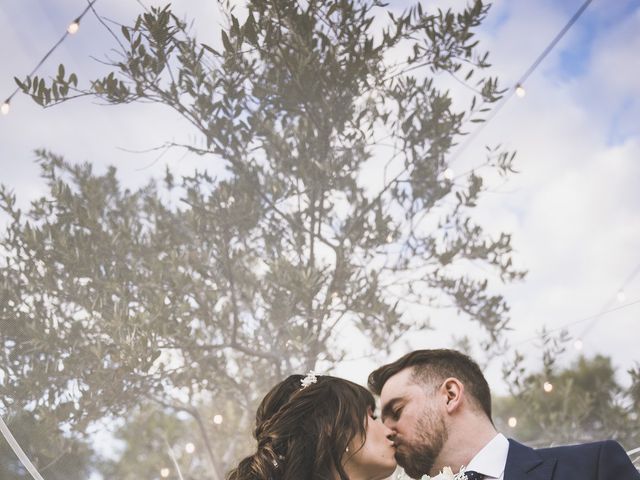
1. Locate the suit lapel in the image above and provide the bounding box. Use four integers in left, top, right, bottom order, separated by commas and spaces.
504, 439, 557, 480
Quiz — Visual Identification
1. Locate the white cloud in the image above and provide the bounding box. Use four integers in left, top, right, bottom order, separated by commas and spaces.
1, 0, 639, 394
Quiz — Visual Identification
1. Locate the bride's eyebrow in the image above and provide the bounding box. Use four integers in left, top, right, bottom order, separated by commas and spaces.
381, 397, 403, 421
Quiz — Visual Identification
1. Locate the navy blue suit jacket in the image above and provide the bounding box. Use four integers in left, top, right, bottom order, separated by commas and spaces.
504, 439, 639, 480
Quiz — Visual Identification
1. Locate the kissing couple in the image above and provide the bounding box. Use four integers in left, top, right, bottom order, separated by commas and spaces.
227, 349, 639, 480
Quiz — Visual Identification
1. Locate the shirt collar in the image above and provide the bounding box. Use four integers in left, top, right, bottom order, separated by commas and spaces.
465, 433, 509, 479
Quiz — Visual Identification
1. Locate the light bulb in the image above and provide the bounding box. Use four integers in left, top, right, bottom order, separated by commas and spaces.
617, 290, 626, 302
67, 20, 80, 34
573, 339, 583, 350
543, 381, 553, 393
185, 442, 195, 454
507, 416, 517, 428
160, 467, 170, 478
1, 102, 9, 115
213, 414, 223, 425
515, 84, 526, 98
443, 168, 454, 181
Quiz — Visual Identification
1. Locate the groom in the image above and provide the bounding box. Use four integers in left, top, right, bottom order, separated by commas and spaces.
368, 349, 639, 480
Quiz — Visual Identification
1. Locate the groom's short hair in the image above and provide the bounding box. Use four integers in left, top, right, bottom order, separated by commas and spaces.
368, 349, 492, 420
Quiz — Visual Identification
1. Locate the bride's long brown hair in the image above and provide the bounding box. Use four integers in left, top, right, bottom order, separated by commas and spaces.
227, 375, 376, 480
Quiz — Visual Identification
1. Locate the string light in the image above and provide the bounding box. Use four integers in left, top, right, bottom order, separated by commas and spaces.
160, 467, 170, 478
447, 0, 594, 164
515, 84, 526, 97
213, 414, 223, 425
443, 168, 455, 181
573, 339, 583, 350
579, 262, 640, 339
67, 18, 81, 35
507, 416, 517, 428
1, 0, 99, 114
511, 297, 640, 351
543, 382, 553, 393
185, 442, 195, 454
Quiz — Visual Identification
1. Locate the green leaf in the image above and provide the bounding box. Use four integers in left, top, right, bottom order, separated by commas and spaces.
121, 25, 131, 42
231, 15, 240, 36
243, 16, 258, 45
221, 30, 232, 52
14, 76, 26, 91
201, 43, 221, 56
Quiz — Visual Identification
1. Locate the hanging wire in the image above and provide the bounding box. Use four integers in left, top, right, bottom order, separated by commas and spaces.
510, 297, 640, 350
448, 0, 595, 164
0, 415, 45, 480
163, 436, 186, 480
577, 262, 640, 338
2, 0, 99, 113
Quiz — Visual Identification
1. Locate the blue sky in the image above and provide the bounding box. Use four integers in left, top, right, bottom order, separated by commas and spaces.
1, 0, 639, 411
1, 2, 640, 477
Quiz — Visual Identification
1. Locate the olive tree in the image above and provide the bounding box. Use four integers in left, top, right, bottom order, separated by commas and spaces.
2, 1, 522, 477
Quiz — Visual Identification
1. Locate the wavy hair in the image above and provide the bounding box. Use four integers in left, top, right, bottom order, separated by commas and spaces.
227, 375, 375, 480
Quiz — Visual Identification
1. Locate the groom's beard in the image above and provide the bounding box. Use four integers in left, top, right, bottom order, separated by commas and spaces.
395, 410, 448, 479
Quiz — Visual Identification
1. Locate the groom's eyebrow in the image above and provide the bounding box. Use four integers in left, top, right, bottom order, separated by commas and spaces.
381, 397, 403, 421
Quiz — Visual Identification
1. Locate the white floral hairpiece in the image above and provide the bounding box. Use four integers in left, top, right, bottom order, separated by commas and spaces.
300, 370, 318, 389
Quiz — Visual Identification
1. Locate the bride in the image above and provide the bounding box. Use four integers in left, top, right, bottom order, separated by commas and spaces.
227, 373, 397, 480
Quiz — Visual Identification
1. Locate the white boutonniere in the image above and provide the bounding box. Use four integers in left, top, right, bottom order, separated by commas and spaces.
421, 466, 468, 480
398, 466, 468, 480
420, 467, 467, 480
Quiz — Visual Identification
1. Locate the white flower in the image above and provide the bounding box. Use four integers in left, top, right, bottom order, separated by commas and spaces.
300, 370, 318, 388
421, 466, 467, 480
440, 467, 455, 480
397, 466, 467, 480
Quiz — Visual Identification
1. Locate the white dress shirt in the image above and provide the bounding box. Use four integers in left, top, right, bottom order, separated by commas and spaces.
465, 433, 510, 480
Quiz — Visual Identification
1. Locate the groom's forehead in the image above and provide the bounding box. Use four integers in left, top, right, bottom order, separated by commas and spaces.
381, 368, 416, 398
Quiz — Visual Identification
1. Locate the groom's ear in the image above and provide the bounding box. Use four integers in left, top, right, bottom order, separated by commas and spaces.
441, 377, 464, 413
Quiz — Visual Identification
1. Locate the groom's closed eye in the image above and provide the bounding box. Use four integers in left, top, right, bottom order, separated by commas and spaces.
390, 406, 403, 420
381, 398, 404, 422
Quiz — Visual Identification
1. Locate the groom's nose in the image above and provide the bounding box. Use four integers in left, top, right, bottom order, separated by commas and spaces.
382, 416, 395, 430
383, 424, 396, 441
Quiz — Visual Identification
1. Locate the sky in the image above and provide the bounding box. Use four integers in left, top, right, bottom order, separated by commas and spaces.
1, 0, 639, 412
